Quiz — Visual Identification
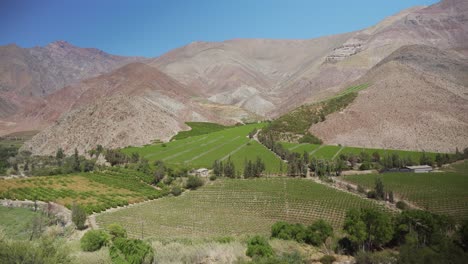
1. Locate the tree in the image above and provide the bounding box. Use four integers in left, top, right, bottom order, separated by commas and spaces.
55, 148, 64, 165
344, 209, 367, 252
304, 219, 334, 246
212, 160, 223, 177
374, 177, 385, 200
153, 160, 165, 184
388, 191, 394, 203
223, 157, 235, 178
420, 152, 434, 166
73, 148, 80, 172
71, 203, 87, 230
361, 208, 394, 250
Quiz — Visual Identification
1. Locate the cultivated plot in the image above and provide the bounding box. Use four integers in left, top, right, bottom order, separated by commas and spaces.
343, 161, 468, 221
96, 178, 388, 239
123, 124, 285, 173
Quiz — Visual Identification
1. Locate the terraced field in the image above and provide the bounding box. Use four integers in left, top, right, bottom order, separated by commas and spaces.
282, 142, 441, 161
343, 161, 468, 221
123, 123, 285, 173
96, 178, 388, 239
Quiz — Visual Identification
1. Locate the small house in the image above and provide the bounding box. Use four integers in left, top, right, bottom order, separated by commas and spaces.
195, 168, 209, 177
405, 165, 433, 173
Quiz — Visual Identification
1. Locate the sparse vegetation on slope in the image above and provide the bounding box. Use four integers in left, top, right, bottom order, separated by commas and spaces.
262, 84, 368, 142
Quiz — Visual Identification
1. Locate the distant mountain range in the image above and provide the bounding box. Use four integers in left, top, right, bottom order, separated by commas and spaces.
1, 0, 466, 154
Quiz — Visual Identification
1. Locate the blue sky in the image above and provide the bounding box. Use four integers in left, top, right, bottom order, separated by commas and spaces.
0, 0, 439, 57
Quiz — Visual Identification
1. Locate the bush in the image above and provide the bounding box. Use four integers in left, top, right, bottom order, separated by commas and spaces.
246, 236, 274, 258
396, 201, 409, 210
71, 204, 87, 230
320, 255, 336, 264
171, 186, 182, 196
209, 175, 217, 181
186, 175, 204, 190
299, 133, 323, 144
110, 237, 154, 264
80, 230, 109, 252
107, 223, 127, 240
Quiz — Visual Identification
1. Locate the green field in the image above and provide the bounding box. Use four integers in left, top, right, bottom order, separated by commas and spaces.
282, 142, 441, 161
342, 161, 468, 221
0, 130, 38, 148
0, 168, 166, 214
96, 178, 388, 239
170, 122, 229, 141
123, 123, 285, 173
0, 206, 43, 240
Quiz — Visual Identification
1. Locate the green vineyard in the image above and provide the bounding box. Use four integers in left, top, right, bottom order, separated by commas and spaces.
96, 178, 389, 239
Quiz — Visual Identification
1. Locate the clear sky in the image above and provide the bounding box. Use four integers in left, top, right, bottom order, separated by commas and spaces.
1, 0, 439, 57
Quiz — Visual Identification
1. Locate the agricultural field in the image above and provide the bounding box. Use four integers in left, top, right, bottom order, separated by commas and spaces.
282, 142, 441, 161
0, 130, 38, 148
0, 206, 43, 240
170, 122, 230, 141
96, 178, 388, 239
342, 161, 468, 221
0, 168, 166, 214
123, 123, 286, 174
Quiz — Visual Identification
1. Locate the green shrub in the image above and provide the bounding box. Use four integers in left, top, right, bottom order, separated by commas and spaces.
355, 250, 397, 264
186, 176, 204, 190
80, 230, 109, 252
320, 255, 336, 264
359, 162, 371, 170
299, 133, 323, 144
110, 237, 154, 264
171, 186, 182, 196
107, 223, 127, 240
246, 236, 274, 258
209, 175, 217, 181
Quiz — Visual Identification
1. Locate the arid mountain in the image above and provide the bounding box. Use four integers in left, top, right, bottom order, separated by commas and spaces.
0, 41, 141, 116
310, 45, 468, 152
149, 0, 467, 117
7, 0, 468, 154
20, 62, 254, 155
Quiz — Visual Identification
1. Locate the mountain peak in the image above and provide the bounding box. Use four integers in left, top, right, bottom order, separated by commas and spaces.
47, 40, 75, 49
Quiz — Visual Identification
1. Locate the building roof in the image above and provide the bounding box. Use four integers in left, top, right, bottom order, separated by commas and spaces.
405, 165, 433, 170
195, 168, 209, 172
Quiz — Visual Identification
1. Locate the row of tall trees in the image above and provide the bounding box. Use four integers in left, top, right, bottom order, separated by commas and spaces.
212, 158, 236, 178
243, 157, 265, 178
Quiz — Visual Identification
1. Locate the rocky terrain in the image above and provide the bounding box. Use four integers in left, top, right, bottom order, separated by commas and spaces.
0, 41, 141, 117
20, 63, 256, 155
1, 0, 466, 154
310, 45, 468, 152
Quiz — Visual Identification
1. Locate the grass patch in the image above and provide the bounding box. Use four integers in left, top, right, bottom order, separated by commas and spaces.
171, 122, 229, 141
0, 206, 41, 240
123, 123, 286, 174
96, 178, 388, 239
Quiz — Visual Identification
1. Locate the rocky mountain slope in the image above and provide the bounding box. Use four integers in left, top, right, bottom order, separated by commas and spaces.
310, 45, 468, 152
6, 0, 468, 154
0, 41, 141, 116
20, 63, 242, 155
